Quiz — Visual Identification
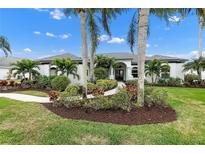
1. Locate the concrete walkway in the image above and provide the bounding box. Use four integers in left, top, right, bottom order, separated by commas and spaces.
0, 82, 126, 103
0, 93, 49, 103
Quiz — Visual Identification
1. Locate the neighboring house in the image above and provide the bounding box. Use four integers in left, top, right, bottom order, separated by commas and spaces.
0, 56, 22, 80
36, 52, 188, 84
0, 52, 189, 83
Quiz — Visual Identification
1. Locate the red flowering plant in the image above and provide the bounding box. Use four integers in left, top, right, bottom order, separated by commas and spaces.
92, 87, 104, 96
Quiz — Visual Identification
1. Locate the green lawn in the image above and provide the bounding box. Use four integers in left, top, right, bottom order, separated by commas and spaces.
0, 87, 205, 144
14, 90, 48, 97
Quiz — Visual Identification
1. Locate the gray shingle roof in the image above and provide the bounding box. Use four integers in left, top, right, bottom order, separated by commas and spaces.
36, 53, 82, 63
98, 52, 187, 63
0, 56, 22, 68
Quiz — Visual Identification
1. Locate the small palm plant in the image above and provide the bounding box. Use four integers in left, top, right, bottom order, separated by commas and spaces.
183, 57, 205, 81
52, 58, 79, 79
145, 59, 170, 84
0, 36, 11, 56
10, 59, 40, 80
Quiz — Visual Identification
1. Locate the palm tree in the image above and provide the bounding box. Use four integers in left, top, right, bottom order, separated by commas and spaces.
183, 57, 205, 80
0, 35, 11, 56
64, 9, 88, 96
127, 9, 176, 106
52, 58, 79, 79
87, 9, 125, 82
145, 59, 170, 83
10, 59, 40, 80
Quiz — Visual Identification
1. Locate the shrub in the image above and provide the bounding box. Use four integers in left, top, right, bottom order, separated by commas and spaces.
65, 84, 80, 96
60, 92, 82, 108
0, 80, 8, 86
184, 73, 200, 83
48, 90, 60, 102
126, 84, 138, 102
92, 87, 104, 96
96, 79, 118, 91
94, 67, 108, 80
144, 87, 168, 108
7, 80, 15, 87
87, 82, 97, 94
51, 76, 70, 91
96, 81, 108, 90
84, 95, 112, 111
157, 77, 182, 87
125, 79, 138, 87
36, 75, 51, 89
111, 89, 131, 112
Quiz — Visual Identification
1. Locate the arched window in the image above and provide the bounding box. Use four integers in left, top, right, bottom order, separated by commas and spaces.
50, 67, 57, 76
132, 67, 138, 78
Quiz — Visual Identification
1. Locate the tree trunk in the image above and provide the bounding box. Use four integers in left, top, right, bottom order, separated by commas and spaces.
199, 16, 203, 81
89, 36, 95, 82
199, 16, 203, 58
137, 8, 150, 106
29, 71, 31, 80
79, 10, 88, 97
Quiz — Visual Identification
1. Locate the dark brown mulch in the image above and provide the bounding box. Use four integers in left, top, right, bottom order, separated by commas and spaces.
42, 103, 177, 125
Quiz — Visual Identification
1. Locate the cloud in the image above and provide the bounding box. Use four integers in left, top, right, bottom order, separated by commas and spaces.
59, 33, 71, 39
46, 32, 55, 37
99, 34, 110, 42
52, 49, 67, 53
23, 48, 32, 53
107, 37, 125, 44
146, 44, 150, 48
50, 9, 65, 20
34, 8, 49, 12
168, 16, 181, 23
99, 34, 125, 44
33, 31, 41, 35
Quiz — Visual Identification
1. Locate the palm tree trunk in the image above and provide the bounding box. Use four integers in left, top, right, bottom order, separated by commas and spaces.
89, 36, 95, 82
29, 71, 31, 80
199, 16, 203, 58
199, 16, 203, 81
79, 10, 88, 97
137, 8, 150, 106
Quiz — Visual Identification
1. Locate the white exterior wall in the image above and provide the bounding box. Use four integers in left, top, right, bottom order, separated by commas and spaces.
68, 64, 84, 85
168, 63, 185, 79
38, 63, 84, 85
38, 64, 50, 76
0, 67, 10, 79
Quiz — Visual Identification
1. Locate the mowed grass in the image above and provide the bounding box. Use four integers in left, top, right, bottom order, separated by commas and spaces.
0, 87, 205, 144
14, 90, 48, 97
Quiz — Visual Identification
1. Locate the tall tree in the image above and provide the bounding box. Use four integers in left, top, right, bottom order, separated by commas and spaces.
64, 9, 88, 96
52, 58, 79, 79
127, 9, 176, 106
87, 9, 124, 82
0, 36, 11, 56
10, 59, 40, 80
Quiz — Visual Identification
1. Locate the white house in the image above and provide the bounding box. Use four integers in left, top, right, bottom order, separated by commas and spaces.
0, 56, 22, 79
0, 52, 189, 83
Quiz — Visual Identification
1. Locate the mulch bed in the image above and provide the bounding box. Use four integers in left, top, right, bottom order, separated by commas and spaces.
43, 103, 177, 125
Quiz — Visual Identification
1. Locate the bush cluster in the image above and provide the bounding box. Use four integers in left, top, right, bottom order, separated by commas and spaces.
51, 75, 70, 91
157, 77, 182, 87
125, 79, 138, 86
94, 67, 109, 80
96, 79, 118, 91
144, 87, 168, 108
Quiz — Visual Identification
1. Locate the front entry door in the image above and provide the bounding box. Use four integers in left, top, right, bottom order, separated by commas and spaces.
115, 69, 124, 81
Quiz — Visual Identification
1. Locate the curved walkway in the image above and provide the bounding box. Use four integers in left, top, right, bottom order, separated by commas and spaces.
0, 82, 126, 103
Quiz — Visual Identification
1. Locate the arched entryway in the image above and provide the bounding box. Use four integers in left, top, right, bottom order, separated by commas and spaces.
114, 62, 126, 81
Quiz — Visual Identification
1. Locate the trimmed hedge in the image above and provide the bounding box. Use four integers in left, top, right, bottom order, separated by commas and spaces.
51, 76, 70, 91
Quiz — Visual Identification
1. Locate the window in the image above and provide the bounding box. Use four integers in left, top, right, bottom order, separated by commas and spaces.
161, 72, 170, 78
50, 68, 57, 76
132, 67, 138, 78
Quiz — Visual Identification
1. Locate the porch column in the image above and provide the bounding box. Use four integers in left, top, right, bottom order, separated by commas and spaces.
110, 66, 115, 79
127, 67, 133, 80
